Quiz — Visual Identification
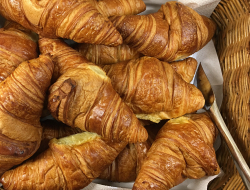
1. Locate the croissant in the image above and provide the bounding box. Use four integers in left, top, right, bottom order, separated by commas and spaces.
110, 1, 216, 62
0, 132, 127, 190
102, 56, 205, 123
170, 57, 198, 83
88, 0, 146, 17
133, 113, 220, 190
0, 0, 122, 46
98, 124, 161, 182
0, 20, 38, 82
39, 38, 148, 143
0, 54, 54, 176
33, 119, 152, 183
76, 43, 141, 66
76, 43, 197, 83
39, 38, 92, 82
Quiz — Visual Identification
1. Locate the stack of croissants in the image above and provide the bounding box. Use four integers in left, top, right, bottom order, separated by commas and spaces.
0, 0, 220, 190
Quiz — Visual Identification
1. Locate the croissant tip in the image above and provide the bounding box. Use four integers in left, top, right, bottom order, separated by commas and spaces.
129, 125, 149, 143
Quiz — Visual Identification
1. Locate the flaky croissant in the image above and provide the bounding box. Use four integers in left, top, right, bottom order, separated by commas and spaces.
102, 56, 204, 123
0, 54, 54, 176
0, 21, 38, 82
170, 57, 198, 83
1, 132, 127, 190
0, 0, 122, 46
76, 43, 197, 83
76, 43, 141, 66
34, 119, 152, 183
39, 38, 92, 82
39, 38, 148, 143
133, 113, 220, 190
88, 0, 146, 17
110, 1, 216, 62
98, 124, 161, 182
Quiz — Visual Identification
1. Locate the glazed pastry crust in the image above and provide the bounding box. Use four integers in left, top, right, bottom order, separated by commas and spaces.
1, 132, 127, 190
0, 0, 122, 45
0, 55, 54, 176
103, 56, 204, 122
133, 113, 220, 190
111, 1, 216, 61
39, 38, 148, 143
0, 21, 38, 82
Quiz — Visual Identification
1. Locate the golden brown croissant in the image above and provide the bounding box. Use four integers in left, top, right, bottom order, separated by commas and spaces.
39, 38, 92, 82
0, 54, 54, 176
88, 0, 146, 17
98, 124, 161, 182
102, 56, 205, 123
110, 1, 216, 62
0, 21, 38, 82
76, 43, 141, 65
170, 57, 198, 83
0, 0, 122, 46
76, 43, 197, 83
39, 38, 148, 143
35, 119, 152, 183
133, 113, 220, 190
0, 132, 127, 190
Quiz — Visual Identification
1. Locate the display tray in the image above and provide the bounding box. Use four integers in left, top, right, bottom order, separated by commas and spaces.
0, 0, 224, 189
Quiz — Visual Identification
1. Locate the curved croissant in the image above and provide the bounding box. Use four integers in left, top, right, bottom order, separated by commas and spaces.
39, 38, 92, 82
76, 43, 141, 66
0, 21, 38, 82
0, 54, 54, 176
76, 43, 197, 83
0, 0, 122, 46
133, 113, 220, 190
33, 119, 153, 183
98, 124, 160, 182
1, 132, 127, 190
88, 0, 146, 17
39, 38, 148, 143
102, 56, 204, 123
110, 1, 216, 62
170, 57, 198, 83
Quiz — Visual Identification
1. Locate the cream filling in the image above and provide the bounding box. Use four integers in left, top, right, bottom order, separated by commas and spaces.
54, 132, 100, 146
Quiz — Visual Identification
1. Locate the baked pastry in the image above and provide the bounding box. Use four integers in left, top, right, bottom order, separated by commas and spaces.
39, 38, 92, 82
39, 38, 148, 143
0, 20, 38, 82
102, 56, 204, 123
170, 57, 198, 83
98, 124, 161, 182
110, 1, 216, 62
0, 132, 127, 190
0, 0, 122, 45
76, 43, 141, 66
0, 54, 54, 176
88, 0, 146, 17
133, 113, 220, 190
76, 43, 197, 83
